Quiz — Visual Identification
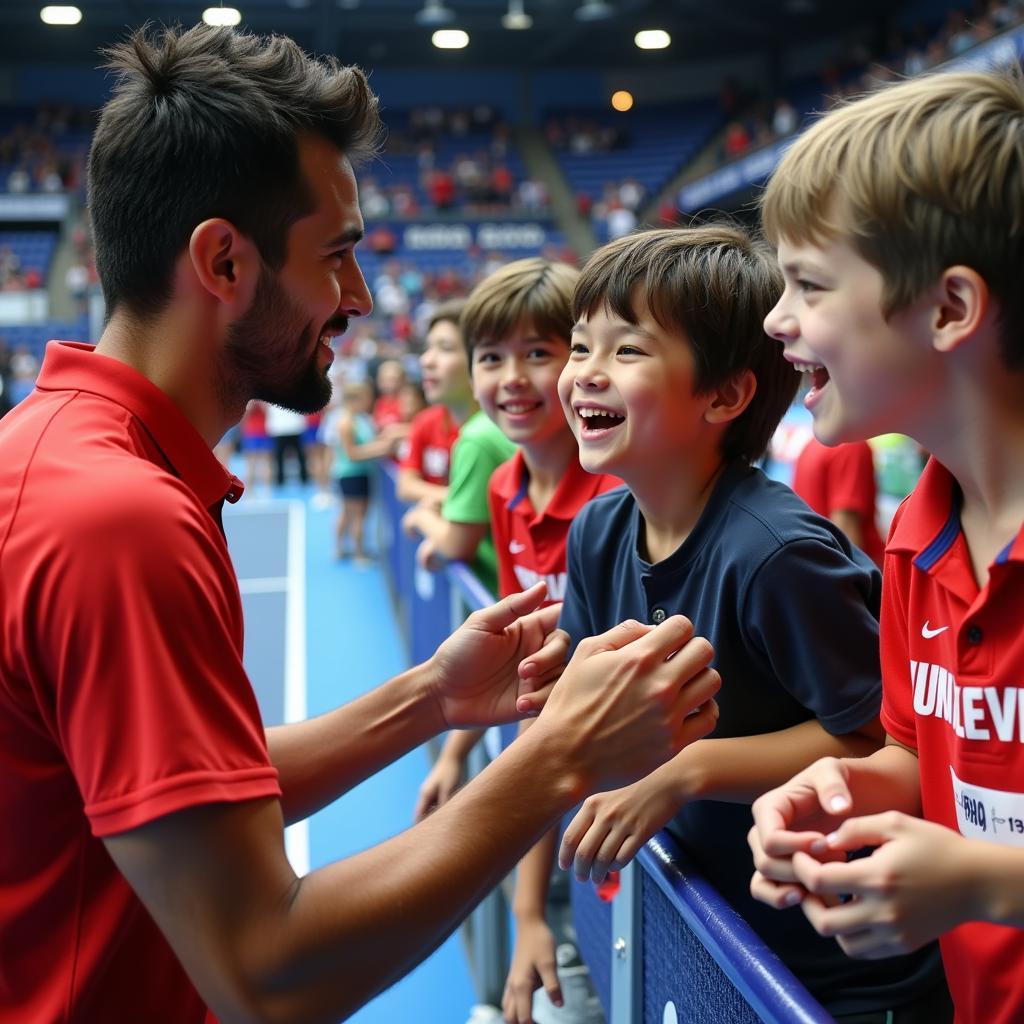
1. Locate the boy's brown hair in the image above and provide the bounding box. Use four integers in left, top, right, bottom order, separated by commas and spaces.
461, 258, 579, 359
761, 68, 1024, 372
426, 298, 467, 335
573, 225, 798, 463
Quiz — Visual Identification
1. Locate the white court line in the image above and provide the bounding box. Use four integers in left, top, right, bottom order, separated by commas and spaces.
237, 577, 288, 594
282, 500, 310, 876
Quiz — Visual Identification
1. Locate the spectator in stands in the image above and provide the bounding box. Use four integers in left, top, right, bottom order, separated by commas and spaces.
750, 67, 1024, 1024
330, 380, 398, 563
791, 437, 885, 567
555, 226, 951, 1020
771, 97, 798, 137
397, 300, 471, 508
265, 403, 309, 487
0, 25, 723, 1024
723, 120, 752, 159
372, 357, 408, 429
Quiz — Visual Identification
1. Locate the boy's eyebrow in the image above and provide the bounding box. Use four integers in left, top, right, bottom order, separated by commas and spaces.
570, 321, 656, 340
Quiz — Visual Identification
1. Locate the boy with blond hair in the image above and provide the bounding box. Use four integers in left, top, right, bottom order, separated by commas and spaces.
550, 225, 950, 1022
748, 68, 1024, 1023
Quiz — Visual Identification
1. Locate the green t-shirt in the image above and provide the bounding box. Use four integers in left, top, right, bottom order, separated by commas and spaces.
442, 409, 517, 596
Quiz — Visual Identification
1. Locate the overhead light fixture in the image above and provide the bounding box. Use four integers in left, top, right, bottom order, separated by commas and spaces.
574, 0, 614, 22
40, 5, 82, 24
416, 0, 455, 27
635, 29, 670, 49
203, 7, 242, 26
501, 0, 532, 30
432, 28, 469, 48
611, 90, 634, 112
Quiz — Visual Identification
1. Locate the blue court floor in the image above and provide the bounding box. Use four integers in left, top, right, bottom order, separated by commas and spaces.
224, 478, 478, 1024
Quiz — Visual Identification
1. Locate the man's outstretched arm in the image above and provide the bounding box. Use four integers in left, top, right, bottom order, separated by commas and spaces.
106, 615, 721, 1024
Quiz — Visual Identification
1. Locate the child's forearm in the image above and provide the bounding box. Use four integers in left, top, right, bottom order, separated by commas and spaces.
974, 844, 1024, 928
439, 727, 485, 763
512, 826, 558, 919
671, 718, 885, 805
396, 469, 447, 507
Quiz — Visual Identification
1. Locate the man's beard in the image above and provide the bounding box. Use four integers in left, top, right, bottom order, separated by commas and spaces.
221, 266, 343, 415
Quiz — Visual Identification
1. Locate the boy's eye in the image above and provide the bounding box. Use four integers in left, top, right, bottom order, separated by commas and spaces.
475, 351, 499, 365
528, 347, 554, 361
796, 279, 821, 293
617, 345, 644, 356
569, 342, 589, 355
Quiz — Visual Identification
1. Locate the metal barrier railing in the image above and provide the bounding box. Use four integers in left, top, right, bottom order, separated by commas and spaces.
375, 462, 833, 1022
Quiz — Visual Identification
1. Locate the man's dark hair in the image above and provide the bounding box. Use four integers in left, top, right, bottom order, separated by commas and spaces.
573, 225, 799, 463
88, 23, 383, 320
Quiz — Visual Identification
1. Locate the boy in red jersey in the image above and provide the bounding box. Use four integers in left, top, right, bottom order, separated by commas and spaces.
749, 69, 1024, 1024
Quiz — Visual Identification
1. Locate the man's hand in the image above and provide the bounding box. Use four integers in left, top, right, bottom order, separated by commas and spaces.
426, 582, 568, 728
502, 916, 562, 1024
535, 615, 720, 797
792, 813, 980, 959
559, 771, 684, 882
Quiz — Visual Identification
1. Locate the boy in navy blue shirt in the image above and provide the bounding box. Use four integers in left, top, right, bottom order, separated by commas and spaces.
549, 226, 950, 1020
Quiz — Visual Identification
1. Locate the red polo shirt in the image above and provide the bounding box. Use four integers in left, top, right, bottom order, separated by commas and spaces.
0, 342, 281, 1023
880, 458, 1024, 1024
791, 438, 885, 566
488, 449, 621, 603
399, 404, 460, 485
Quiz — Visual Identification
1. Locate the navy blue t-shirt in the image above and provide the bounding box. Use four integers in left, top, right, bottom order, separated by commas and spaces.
560, 462, 944, 1015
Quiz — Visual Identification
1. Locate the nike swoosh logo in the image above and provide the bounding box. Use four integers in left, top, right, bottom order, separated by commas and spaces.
922, 621, 949, 639
509, 541, 526, 554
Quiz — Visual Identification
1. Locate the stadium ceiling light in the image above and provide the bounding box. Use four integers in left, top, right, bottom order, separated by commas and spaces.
40, 5, 82, 24
574, 0, 614, 22
202, 7, 242, 26
501, 0, 533, 30
416, 0, 456, 27
635, 28, 670, 49
611, 90, 634, 112
432, 28, 469, 48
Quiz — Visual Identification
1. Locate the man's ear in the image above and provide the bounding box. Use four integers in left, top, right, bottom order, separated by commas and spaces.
932, 265, 989, 355
187, 219, 261, 313
704, 368, 757, 425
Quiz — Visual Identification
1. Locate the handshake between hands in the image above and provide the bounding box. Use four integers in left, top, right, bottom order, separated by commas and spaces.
430, 580, 721, 807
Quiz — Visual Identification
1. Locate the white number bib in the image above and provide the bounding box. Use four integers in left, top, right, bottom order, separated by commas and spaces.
950, 766, 1024, 847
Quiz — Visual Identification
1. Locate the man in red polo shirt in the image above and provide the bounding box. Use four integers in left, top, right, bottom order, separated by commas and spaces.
0, 24, 721, 1024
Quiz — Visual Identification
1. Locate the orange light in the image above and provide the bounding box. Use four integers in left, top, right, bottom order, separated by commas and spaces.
611, 90, 634, 112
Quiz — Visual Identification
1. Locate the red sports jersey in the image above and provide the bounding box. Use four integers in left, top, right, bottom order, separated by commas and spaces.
880, 458, 1024, 1024
0, 342, 281, 1023
399, 404, 461, 486
488, 449, 621, 603
791, 438, 884, 566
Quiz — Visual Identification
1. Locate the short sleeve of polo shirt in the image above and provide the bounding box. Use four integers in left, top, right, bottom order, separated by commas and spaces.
443, 416, 514, 525
558, 513, 598, 655
38, 473, 280, 837
743, 538, 883, 734
826, 443, 877, 520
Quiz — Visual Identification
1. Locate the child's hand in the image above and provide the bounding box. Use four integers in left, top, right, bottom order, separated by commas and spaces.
502, 916, 561, 1024
412, 754, 464, 822
748, 756, 859, 910
792, 813, 980, 959
558, 773, 683, 882
415, 537, 444, 571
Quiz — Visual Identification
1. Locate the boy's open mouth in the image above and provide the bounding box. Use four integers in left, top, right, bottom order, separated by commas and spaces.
498, 400, 542, 415
575, 404, 626, 433
790, 360, 831, 402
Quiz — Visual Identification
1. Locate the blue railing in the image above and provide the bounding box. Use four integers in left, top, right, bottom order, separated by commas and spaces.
375, 462, 833, 1022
